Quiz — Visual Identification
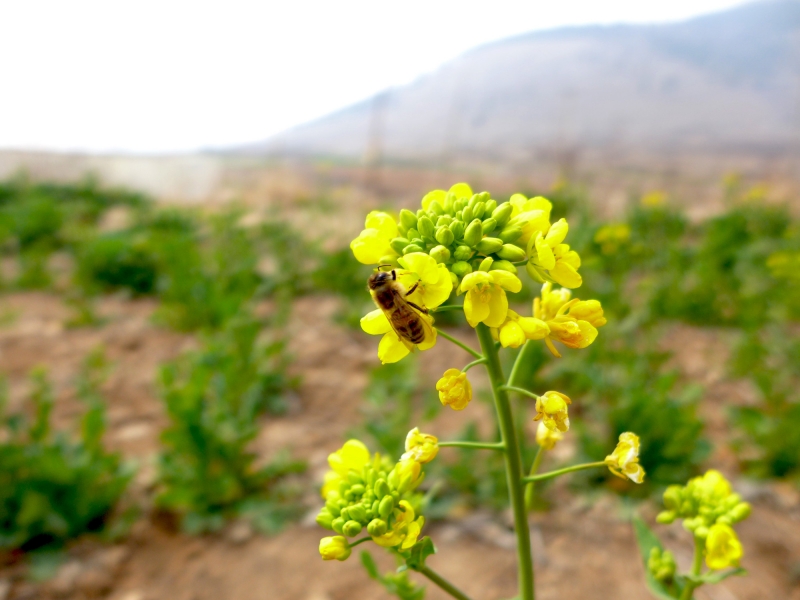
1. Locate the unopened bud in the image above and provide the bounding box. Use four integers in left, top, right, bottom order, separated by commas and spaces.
463, 220, 483, 246
403, 244, 424, 255
728, 502, 751, 522
484, 199, 497, 214
435, 227, 455, 246
436, 215, 452, 227
449, 220, 465, 240
492, 203, 513, 227
331, 517, 345, 533
390, 237, 409, 254
476, 237, 503, 255
481, 217, 497, 234
454, 245, 473, 261
316, 509, 334, 529
374, 479, 390, 498
478, 257, 494, 272
428, 200, 444, 216
430, 245, 451, 263
451, 261, 473, 278
656, 511, 676, 524
491, 260, 517, 273
473, 201, 486, 220
342, 520, 363, 537
325, 498, 341, 517
378, 495, 395, 519
497, 244, 527, 262
399, 209, 418, 231
498, 225, 523, 243
348, 504, 367, 522
417, 216, 435, 238
462, 206, 474, 223
367, 518, 388, 537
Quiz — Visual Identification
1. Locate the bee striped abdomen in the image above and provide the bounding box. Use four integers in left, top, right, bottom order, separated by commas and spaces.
391, 308, 426, 344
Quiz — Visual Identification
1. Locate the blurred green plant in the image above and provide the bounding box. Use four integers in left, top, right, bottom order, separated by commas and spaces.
155, 314, 305, 533
75, 231, 159, 296
0, 351, 132, 551
360, 551, 426, 600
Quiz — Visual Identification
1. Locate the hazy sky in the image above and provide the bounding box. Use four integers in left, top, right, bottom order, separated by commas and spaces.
1, 0, 750, 154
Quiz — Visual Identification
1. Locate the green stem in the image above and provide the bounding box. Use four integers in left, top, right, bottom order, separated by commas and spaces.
350, 536, 373, 548
462, 358, 488, 372
417, 565, 474, 600
436, 328, 483, 359
507, 340, 537, 388
439, 440, 506, 451
524, 446, 545, 511
432, 305, 464, 312
679, 536, 705, 600
521, 461, 606, 483
476, 323, 535, 600
501, 385, 540, 401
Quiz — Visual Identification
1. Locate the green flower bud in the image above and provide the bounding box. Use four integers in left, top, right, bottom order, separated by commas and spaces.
455, 198, 468, 211
348, 504, 367, 523
473, 201, 485, 220
449, 220, 465, 240
663, 485, 682, 511
350, 484, 365, 496
430, 245, 451, 263
367, 518, 388, 537
484, 199, 497, 214
694, 525, 709, 539
453, 245, 473, 261
325, 499, 341, 517
463, 219, 483, 246
491, 260, 517, 273
497, 244, 527, 262
400, 209, 418, 231
403, 244, 424, 255
316, 509, 334, 529
436, 215, 453, 227
455, 210, 463, 221
435, 227, 455, 246
498, 225, 523, 244
343, 520, 363, 537
339, 507, 351, 521
331, 517, 345, 534
728, 502, 751, 522
417, 216, 435, 238
451, 261, 473, 278
378, 495, 395, 520
428, 201, 444, 216
406, 228, 420, 241
476, 237, 503, 255
478, 257, 494, 272
443, 195, 455, 214
492, 202, 513, 227
374, 479, 390, 498
462, 206, 474, 223
390, 237, 410, 254
656, 511, 676, 524
481, 217, 497, 234
416, 208, 426, 218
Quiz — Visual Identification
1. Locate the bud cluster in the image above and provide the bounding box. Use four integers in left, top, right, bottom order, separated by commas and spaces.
647, 547, 676, 584
656, 470, 751, 539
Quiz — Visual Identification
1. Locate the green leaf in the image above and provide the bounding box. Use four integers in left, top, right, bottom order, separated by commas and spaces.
360, 551, 381, 580
405, 536, 436, 571
632, 516, 680, 600
699, 568, 746, 584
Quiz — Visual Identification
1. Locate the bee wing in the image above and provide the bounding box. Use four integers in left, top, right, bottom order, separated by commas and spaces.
383, 307, 421, 352
416, 311, 437, 351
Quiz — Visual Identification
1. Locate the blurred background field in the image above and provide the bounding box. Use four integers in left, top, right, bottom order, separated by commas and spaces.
1, 1, 800, 599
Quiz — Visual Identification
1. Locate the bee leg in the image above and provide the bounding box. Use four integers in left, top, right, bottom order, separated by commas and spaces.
405, 281, 419, 295
407, 301, 428, 314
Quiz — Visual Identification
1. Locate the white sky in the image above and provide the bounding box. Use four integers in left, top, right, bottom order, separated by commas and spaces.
0, 0, 749, 154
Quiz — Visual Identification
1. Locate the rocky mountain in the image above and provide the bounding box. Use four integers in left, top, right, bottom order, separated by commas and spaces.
250, 0, 800, 163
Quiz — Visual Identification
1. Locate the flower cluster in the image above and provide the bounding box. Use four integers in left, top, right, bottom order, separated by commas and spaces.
604, 432, 646, 484
656, 470, 750, 570
317, 435, 437, 561
533, 391, 571, 433
435, 368, 473, 411
647, 547, 677, 584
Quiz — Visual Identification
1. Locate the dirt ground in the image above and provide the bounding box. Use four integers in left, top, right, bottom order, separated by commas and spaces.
1, 292, 799, 600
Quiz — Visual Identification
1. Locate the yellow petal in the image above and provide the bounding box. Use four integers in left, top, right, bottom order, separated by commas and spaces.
545, 218, 569, 246
489, 270, 522, 293
464, 288, 490, 327
484, 286, 509, 328
448, 182, 473, 199
398, 252, 438, 284
364, 211, 398, 240
350, 229, 389, 264
550, 261, 583, 289
328, 439, 371, 475
460, 270, 491, 293
518, 317, 549, 340
499, 320, 526, 348
378, 332, 411, 364
421, 190, 447, 210
361, 309, 392, 335
535, 234, 556, 270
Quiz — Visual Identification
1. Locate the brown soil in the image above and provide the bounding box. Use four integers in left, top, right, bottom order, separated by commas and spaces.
0, 292, 798, 600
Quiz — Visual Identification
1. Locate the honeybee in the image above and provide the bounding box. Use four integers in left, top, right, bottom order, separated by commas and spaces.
367, 267, 434, 350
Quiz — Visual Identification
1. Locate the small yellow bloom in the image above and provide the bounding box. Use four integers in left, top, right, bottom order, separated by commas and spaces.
436, 368, 472, 410
535, 421, 564, 450
372, 500, 424, 550
397, 253, 453, 309
533, 283, 605, 357
319, 536, 351, 561
605, 432, 645, 484
402, 428, 439, 464
705, 523, 743, 570
509, 195, 553, 244
549, 243, 582, 288
460, 270, 522, 328
641, 190, 667, 208
322, 439, 371, 496
532, 219, 569, 270
388, 458, 424, 494
360, 309, 437, 364
493, 310, 550, 349
350, 211, 399, 265
594, 224, 630, 255
534, 391, 571, 432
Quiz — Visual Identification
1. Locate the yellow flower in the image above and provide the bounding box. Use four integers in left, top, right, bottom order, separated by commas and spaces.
360, 309, 437, 364
350, 211, 399, 265
705, 524, 743, 570
421, 183, 472, 210
396, 253, 453, 309
372, 500, 424, 550
436, 368, 472, 410
533, 283, 605, 357
523, 216, 582, 288
641, 190, 667, 208
508, 194, 553, 239
535, 421, 564, 450
533, 391, 571, 432
549, 243, 582, 288
532, 219, 569, 270
494, 310, 549, 349
319, 536, 352, 561
402, 428, 439, 464
321, 439, 371, 497
388, 459, 424, 494
594, 224, 631, 255
605, 432, 645, 484
460, 270, 522, 328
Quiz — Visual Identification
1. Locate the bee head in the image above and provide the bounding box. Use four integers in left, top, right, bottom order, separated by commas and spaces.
368, 269, 394, 290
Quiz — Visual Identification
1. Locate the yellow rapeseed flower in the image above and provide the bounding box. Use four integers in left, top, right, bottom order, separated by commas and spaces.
705, 523, 743, 570
436, 368, 472, 410
321, 439, 371, 498
605, 432, 645, 484
533, 391, 571, 432
319, 536, 352, 561
533, 283, 605, 357
388, 458, 424, 494
350, 211, 399, 265
402, 428, 439, 464
535, 421, 564, 450
594, 223, 631, 255
360, 309, 437, 364
396, 253, 454, 309
459, 270, 522, 328
494, 309, 549, 348
372, 500, 424, 550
